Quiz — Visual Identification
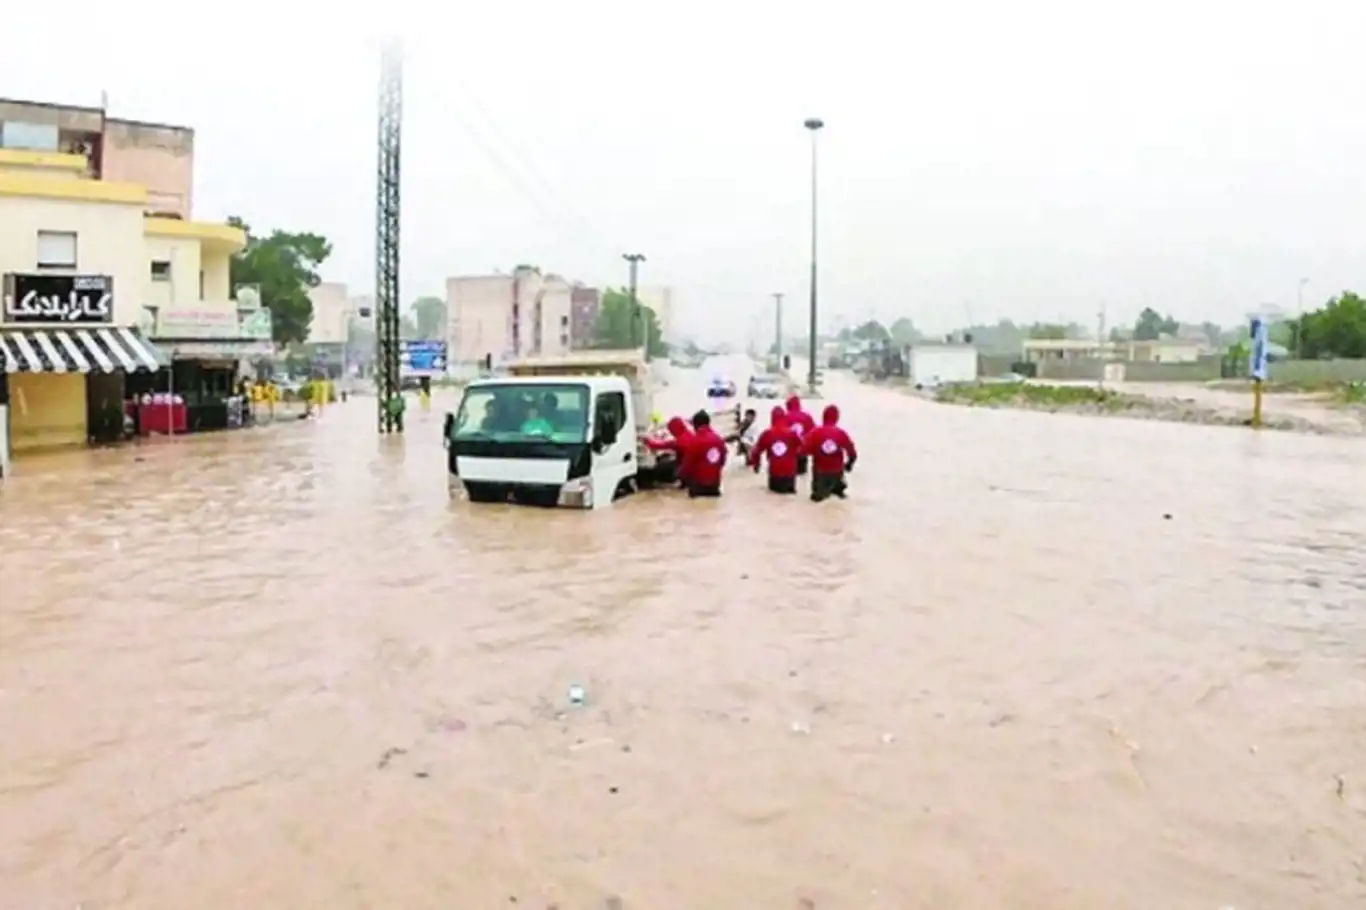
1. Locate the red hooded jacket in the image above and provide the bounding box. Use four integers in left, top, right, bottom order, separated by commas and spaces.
748, 406, 802, 478
800, 404, 857, 475
680, 424, 728, 488
645, 417, 695, 481
784, 395, 816, 439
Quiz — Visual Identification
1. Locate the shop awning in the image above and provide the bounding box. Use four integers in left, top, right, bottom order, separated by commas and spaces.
0, 327, 166, 374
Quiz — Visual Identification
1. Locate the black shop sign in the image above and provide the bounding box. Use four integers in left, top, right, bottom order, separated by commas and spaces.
2, 273, 114, 324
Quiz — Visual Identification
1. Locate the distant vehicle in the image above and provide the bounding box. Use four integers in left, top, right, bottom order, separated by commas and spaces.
746, 374, 783, 398
706, 375, 737, 398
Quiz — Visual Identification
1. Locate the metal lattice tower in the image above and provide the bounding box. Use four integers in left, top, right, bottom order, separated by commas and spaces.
375, 40, 404, 433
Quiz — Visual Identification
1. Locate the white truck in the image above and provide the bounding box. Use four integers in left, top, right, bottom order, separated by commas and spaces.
443, 351, 740, 509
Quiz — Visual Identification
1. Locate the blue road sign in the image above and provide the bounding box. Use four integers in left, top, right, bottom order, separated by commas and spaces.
400, 340, 448, 376
1249, 316, 1269, 381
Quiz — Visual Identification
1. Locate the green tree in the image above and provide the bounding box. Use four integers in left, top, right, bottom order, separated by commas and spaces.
1133, 307, 1179, 341
888, 317, 920, 347
227, 217, 332, 346
1028, 323, 1069, 340
1299, 291, 1366, 359
411, 296, 447, 340
593, 288, 667, 357
851, 319, 891, 343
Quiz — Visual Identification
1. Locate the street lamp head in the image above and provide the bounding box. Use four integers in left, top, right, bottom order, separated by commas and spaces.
804, 118, 825, 131
623, 252, 646, 263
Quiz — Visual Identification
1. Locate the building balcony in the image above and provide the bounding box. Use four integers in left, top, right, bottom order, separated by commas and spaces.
143, 215, 246, 255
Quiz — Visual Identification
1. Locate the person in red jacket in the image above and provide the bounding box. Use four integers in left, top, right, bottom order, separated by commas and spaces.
748, 406, 802, 494
801, 404, 858, 502
784, 395, 816, 475
644, 416, 694, 487
679, 409, 727, 498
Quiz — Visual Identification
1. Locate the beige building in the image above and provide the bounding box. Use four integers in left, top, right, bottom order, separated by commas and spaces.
446, 266, 573, 365
1022, 337, 1205, 365
0, 97, 194, 218
636, 284, 676, 341
0, 97, 245, 461
307, 281, 353, 344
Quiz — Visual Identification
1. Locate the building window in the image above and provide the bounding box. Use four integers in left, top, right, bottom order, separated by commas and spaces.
36, 230, 77, 269
199, 269, 205, 299
560, 315, 569, 327
150, 260, 173, 281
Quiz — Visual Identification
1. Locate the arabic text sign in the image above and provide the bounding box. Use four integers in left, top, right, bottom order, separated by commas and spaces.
400, 340, 448, 376
3, 273, 113, 324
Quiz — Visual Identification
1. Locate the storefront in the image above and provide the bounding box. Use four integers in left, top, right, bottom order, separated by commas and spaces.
0, 272, 164, 459
141, 306, 273, 433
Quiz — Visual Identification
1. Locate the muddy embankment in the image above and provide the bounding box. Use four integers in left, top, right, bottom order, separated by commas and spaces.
881, 376, 1366, 436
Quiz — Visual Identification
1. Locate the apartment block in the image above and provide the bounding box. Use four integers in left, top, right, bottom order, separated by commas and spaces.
447, 267, 573, 365
0, 98, 194, 219
570, 285, 600, 347
636, 285, 676, 342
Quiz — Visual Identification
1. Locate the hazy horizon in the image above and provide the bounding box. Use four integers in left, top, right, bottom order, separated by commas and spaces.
4, 1, 1362, 346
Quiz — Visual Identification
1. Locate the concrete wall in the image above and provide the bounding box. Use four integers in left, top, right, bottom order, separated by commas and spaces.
101, 121, 194, 218
447, 270, 574, 364
0, 195, 146, 327
636, 285, 675, 340
570, 286, 600, 348
1269, 359, 1366, 384
307, 281, 351, 344
0, 102, 194, 218
448, 275, 512, 364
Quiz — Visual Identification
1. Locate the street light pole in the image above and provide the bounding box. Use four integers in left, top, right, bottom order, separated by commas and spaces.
803, 117, 824, 393
772, 292, 784, 367
623, 253, 647, 357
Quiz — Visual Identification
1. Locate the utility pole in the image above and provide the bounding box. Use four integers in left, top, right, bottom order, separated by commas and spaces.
803, 117, 825, 393
1096, 304, 1107, 391
772, 292, 784, 367
623, 253, 646, 357
374, 40, 404, 433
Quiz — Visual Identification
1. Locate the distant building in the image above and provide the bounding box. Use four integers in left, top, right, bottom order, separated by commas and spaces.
635, 285, 675, 342
0, 97, 195, 219
307, 281, 353, 344
570, 285, 600, 348
1022, 336, 1206, 365
446, 266, 573, 365
0, 95, 245, 460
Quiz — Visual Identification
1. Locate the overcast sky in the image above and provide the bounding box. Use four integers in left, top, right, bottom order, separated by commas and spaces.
3, 0, 1363, 344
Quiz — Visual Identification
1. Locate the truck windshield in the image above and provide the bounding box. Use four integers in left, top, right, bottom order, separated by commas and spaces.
451, 383, 591, 444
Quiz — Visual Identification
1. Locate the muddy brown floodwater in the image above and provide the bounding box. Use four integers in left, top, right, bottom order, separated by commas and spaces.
2, 363, 1365, 909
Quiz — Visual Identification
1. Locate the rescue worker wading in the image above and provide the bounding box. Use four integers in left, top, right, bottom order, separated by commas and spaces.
801, 404, 858, 502
783, 395, 816, 475
680, 409, 727, 498
644, 416, 695, 488
748, 406, 802, 494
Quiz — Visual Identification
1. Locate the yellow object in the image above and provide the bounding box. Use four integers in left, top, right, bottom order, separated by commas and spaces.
143, 216, 247, 254
0, 148, 89, 172
7, 374, 87, 452
1252, 378, 1264, 429
0, 170, 147, 204
651, 410, 663, 426
419, 390, 431, 411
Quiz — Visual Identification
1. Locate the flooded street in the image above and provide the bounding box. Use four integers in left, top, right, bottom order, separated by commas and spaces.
2, 364, 1365, 909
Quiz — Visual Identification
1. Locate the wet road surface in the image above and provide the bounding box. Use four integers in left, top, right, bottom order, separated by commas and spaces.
2, 362, 1365, 909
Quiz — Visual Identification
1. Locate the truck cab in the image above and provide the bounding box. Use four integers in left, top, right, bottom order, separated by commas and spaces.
443, 351, 740, 509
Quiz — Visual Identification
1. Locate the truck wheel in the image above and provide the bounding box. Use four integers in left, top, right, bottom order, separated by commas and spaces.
464, 483, 504, 503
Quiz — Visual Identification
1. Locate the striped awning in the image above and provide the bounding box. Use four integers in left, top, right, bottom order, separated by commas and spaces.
0, 327, 166, 374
